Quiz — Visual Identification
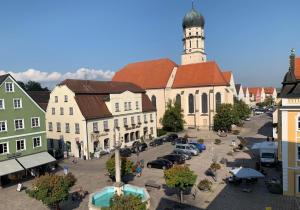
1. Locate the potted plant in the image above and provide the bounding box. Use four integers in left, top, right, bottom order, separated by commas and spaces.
214, 139, 221, 145
197, 179, 212, 191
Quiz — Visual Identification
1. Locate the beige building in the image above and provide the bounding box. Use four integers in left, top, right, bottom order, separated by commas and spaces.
112, 6, 235, 130
46, 79, 156, 159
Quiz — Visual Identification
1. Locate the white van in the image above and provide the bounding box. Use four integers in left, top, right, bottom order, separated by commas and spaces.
174, 144, 199, 156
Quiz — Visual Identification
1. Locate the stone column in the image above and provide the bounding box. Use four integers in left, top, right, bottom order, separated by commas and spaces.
114, 129, 123, 196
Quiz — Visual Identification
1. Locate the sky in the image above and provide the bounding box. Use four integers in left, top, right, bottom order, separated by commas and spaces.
0, 0, 300, 88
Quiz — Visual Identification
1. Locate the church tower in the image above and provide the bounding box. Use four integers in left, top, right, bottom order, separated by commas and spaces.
181, 4, 206, 65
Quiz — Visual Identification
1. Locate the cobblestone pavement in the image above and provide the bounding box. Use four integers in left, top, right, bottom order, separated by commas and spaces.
1, 113, 300, 210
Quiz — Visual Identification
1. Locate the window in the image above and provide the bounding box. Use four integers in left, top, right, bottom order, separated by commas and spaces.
137, 116, 141, 124
135, 101, 139, 110
103, 121, 109, 130
297, 145, 300, 160
48, 122, 53, 131
202, 93, 208, 113
57, 122, 61, 132
5, 82, 14, 92
93, 122, 98, 132
128, 102, 132, 110
297, 175, 300, 193
124, 102, 128, 111
188, 94, 194, 113
0, 99, 5, 110
131, 116, 135, 125
216, 92, 221, 110
31, 117, 40, 128
64, 95, 68, 102
150, 127, 154, 135
16, 139, 25, 151
0, 142, 8, 154
14, 119, 24, 130
176, 94, 181, 108
150, 114, 153, 122
65, 123, 70, 133
196, 40, 199, 48
75, 123, 80, 134
196, 31, 198, 36
13, 98, 22, 109
114, 119, 119, 128
151, 95, 156, 109
52, 108, 55, 115
189, 40, 191, 48
144, 114, 147, 123
115, 103, 120, 112
69, 107, 73, 115
33, 136, 41, 148
123, 118, 128, 126
55, 96, 58, 103
60, 107, 64, 115
0, 121, 7, 132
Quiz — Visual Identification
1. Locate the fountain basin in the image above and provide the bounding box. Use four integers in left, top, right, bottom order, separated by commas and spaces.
89, 184, 150, 210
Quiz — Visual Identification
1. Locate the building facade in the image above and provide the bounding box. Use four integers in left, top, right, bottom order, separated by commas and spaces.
46, 79, 156, 160
0, 74, 54, 185
113, 6, 235, 130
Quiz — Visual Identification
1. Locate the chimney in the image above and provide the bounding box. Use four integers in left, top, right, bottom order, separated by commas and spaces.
290, 48, 295, 71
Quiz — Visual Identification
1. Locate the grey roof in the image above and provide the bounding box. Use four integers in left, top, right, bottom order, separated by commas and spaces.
0, 159, 24, 176
182, 8, 205, 29
17, 152, 56, 169
235, 84, 242, 95
0, 74, 9, 85
27, 91, 50, 111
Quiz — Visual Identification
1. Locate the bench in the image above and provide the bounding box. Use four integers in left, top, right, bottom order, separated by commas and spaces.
145, 180, 161, 189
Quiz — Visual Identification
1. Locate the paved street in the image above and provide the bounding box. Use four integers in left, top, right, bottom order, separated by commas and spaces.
1, 113, 300, 210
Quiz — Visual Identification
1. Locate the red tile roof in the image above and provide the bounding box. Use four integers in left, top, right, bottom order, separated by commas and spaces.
248, 87, 262, 95
172, 61, 229, 88
113, 58, 177, 89
295, 58, 300, 79
264, 87, 275, 94
222, 71, 232, 83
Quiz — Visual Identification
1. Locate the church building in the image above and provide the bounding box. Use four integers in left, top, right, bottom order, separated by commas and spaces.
113, 6, 235, 130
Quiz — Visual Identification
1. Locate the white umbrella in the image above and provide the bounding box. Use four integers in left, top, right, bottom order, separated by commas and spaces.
230, 167, 264, 179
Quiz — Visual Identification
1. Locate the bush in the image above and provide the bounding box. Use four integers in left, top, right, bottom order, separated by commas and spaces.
214, 139, 221, 145
197, 179, 212, 191
157, 129, 167, 137
210, 163, 221, 171
106, 157, 134, 179
105, 194, 146, 210
197, 139, 204, 144
64, 173, 77, 187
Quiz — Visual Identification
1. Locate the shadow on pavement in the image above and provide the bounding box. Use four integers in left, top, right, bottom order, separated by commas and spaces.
257, 121, 273, 137
156, 197, 203, 210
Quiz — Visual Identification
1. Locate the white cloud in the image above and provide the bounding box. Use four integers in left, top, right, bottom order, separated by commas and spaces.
0, 68, 115, 83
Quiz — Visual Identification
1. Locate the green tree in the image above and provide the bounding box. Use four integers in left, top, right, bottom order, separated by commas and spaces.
106, 157, 134, 179
264, 96, 274, 106
214, 104, 239, 131
233, 98, 251, 120
17, 80, 49, 91
161, 100, 184, 132
164, 165, 197, 203
104, 194, 146, 210
26, 173, 76, 210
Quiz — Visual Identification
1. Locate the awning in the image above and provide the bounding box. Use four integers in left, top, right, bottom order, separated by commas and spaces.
0, 159, 24, 176
230, 167, 264, 179
17, 152, 56, 169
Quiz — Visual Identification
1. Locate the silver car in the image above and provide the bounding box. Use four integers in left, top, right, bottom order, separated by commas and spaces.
174, 144, 199, 156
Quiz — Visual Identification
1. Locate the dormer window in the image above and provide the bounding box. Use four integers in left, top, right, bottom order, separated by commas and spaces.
5, 82, 14, 92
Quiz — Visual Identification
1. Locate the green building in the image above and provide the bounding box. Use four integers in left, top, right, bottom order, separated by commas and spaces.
0, 74, 55, 186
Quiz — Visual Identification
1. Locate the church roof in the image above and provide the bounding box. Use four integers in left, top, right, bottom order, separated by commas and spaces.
172, 61, 229, 88
182, 8, 205, 29
294, 58, 300, 79
222, 71, 232, 83
264, 87, 275, 94
113, 58, 177, 89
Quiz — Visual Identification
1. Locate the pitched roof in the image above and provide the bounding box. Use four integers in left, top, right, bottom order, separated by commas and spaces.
235, 84, 241, 94
222, 71, 232, 83
27, 91, 50, 111
264, 87, 275, 94
75, 95, 113, 120
59, 79, 145, 94
113, 58, 177, 89
142, 93, 156, 112
294, 58, 300, 79
172, 61, 229, 88
0, 74, 9, 85
248, 87, 262, 95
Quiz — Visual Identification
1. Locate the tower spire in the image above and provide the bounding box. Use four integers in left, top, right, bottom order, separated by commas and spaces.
192, 0, 194, 9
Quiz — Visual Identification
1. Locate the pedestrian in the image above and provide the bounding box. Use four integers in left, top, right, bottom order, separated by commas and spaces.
136, 164, 142, 177
192, 187, 197, 200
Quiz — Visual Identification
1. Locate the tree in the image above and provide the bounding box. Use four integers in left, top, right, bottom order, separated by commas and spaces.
164, 165, 197, 203
106, 157, 134, 179
26, 173, 76, 210
104, 194, 146, 210
161, 100, 184, 132
17, 80, 49, 91
214, 104, 239, 131
233, 99, 251, 120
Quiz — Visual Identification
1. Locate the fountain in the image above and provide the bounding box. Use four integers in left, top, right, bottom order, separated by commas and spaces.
89, 129, 150, 209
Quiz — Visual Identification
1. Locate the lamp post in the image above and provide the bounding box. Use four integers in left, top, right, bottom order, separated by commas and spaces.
114, 129, 123, 196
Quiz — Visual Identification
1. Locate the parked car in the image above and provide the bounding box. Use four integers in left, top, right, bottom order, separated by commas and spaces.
131, 141, 148, 153
254, 109, 264, 115
119, 148, 132, 157
149, 138, 164, 147
171, 137, 188, 145
171, 150, 192, 160
165, 133, 179, 143
174, 144, 199, 156
189, 142, 206, 151
147, 159, 173, 169
158, 154, 185, 164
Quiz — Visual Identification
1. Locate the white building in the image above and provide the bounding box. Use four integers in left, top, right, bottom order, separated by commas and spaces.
46, 79, 157, 159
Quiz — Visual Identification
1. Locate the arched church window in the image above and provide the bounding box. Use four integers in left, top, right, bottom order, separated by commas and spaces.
151, 95, 156, 109
196, 40, 199, 48
216, 92, 221, 110
189, 40, 191, 48
202, 93, 208, 113
188, 94, 194, 113
176, 94, 181, 108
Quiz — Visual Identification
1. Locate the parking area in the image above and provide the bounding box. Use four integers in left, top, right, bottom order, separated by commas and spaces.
1, 114, 300, 210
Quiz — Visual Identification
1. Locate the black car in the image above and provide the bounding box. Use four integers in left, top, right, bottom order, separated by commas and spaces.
171, 137, 188, 145
165, 133, 179, 143
171, 150, 192, 160
131, 141, 148, 153
147, 159, 173, 169
158, 154, 185, 164
119, 148, 132, 157
149, 138, 164, 147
